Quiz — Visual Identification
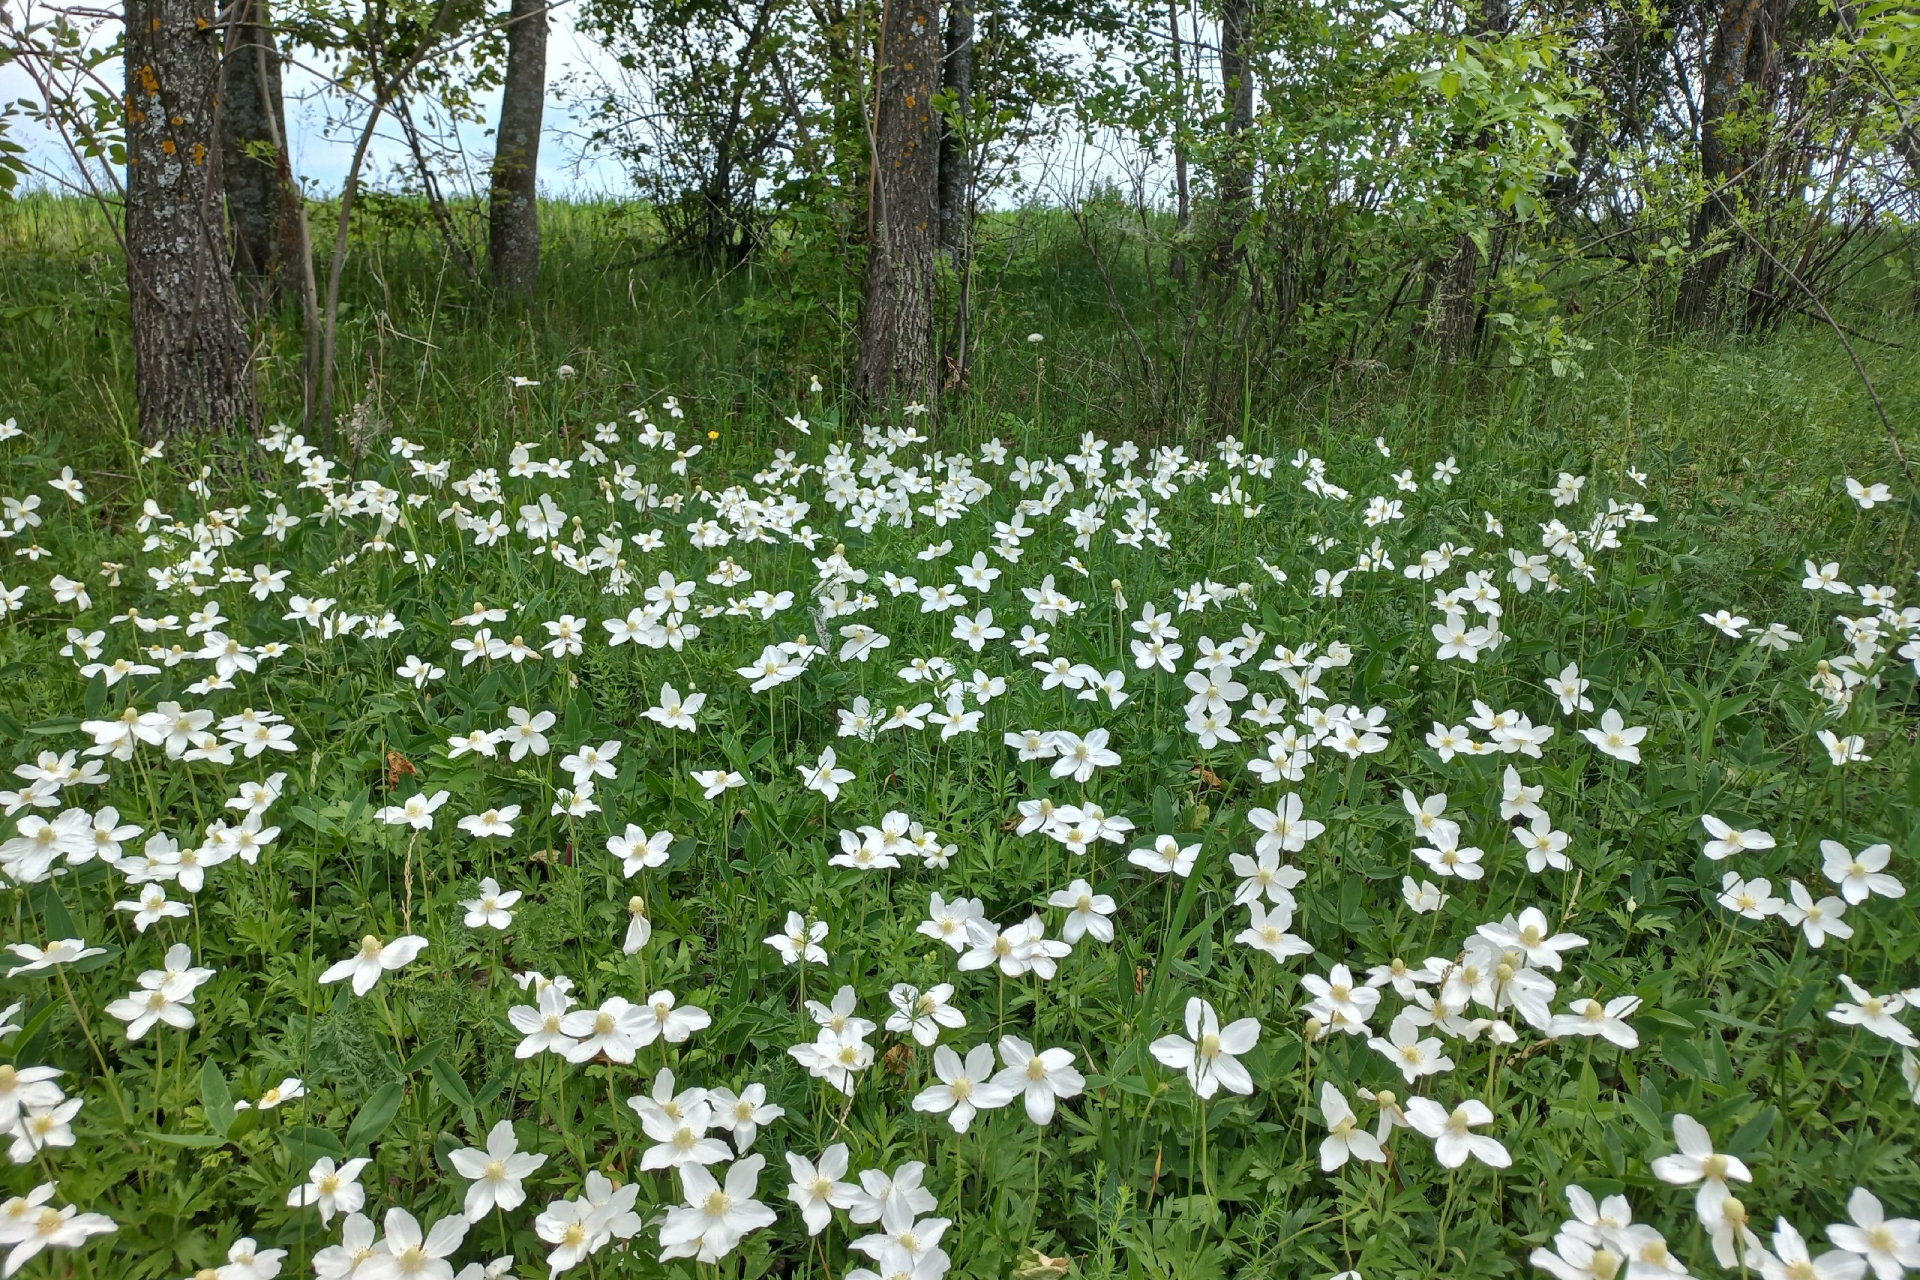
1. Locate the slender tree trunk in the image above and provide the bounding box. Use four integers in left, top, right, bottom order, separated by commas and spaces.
488, 0, 548, 296
219, 0, 294, 307
936, 0, 972, 255
1167, 0, 1190, 280
936, 0, 973, 382
1214, 0, 1255, 264
1675, 0, 1769, 325
1430, 0, 1511, 361
125, 0, 257, 438
855, 0, 942, 403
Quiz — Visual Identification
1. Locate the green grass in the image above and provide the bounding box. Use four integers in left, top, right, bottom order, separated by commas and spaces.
0, 195, 1916, 1280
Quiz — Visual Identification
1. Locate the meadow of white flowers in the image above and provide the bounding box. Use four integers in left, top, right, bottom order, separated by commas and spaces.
0, 397, 1912, 1280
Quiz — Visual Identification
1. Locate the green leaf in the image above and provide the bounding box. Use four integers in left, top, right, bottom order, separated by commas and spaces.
1725, 1106, 1778, 1156
472, 1068, 510, 1112
200, 1061, 234, 1138
31, 886, 78, 942
1621, 1091, 1664, 1138
403, 1037, 447, 1074
430, 1057, 474, 1110
1659, 1034, 1713, 1081
146, 1131, 226, 1148
344, 1082, 407, 1152
283, 1125, 347, 1166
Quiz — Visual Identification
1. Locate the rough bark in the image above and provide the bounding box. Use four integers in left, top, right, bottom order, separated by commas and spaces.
1430, 230, 1483, 360
1430, 0, 1512, 361
855, 0, 942, 404
1675, 0, 1787, 326
219, 0, 298, 305
1213, 0, 1255, 264
935, 0, 972, 255
1167, 0, 1190, 280
125, 0, 257, 438
488, 0, 549, 296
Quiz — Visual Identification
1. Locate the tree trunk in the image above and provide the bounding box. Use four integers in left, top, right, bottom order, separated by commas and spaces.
1167, 0, 1190, 280
855, 0, 942, 404
936, 0, 972, 255
1431, 0, 1511, 361
1675, 0, 1776, 326
219, 0, 297, 306
1431, 231, 1481, 360
125, 0, 257, 439
1213, 0, 1255, 264
936, 0, 973, 382
488, 0, 548, 296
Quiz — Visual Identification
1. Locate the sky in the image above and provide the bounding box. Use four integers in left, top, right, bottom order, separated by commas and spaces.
0, 0, 636, 198
0, 1, 1146, 210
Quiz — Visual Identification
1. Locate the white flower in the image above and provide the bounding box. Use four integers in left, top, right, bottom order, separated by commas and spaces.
319, 935, 428, 997
1149, 997, 1259, 1099
1817, 731, 1871, 767
1821, 841, 1903, 904
460, 877, 521, 929
786, 1144, 860, 1235
766, 912, 830, 966
1827, 1188, 1920, 1280
4, 939, 104, 978
356, 1207, 468, 1280
1828, 976, 1917, 1047
1650, 1114, 1750, 1226
1405, 1097, 1509, 1169
707, 1083, 784, 1153
0, 1184, 115, 1277
1127, 834, 1199, 877
457, 805, 521, 840
1580, 709, 1647, 764
990, 1036, 1085, 1125
642, 683, 706, 731
1548, 996, 1642, 1049
1762, 1217, 1864, 1280
377, 790, 450, 831
1368, 1015, 1453, 1084
1318, 1083, 1385, 1171
287, 1156, 371, 1225
799, 748, 855, 801
448, 1119, 548, 1222
1046, 728, 1120, 783
608, 824, 673, 876
1845, 477, 1892, 509
1780, 880, 1854, 948
1702, 815, 1775, 860
1047, 879, 1116, 944
912, 1044, 1016, 1131
657, 1153, 778, 1261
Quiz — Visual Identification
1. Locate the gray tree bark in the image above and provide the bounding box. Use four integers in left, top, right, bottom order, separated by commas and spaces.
1431, 0, 1512, 360
1216, 0, 1255, 241
935, 0, 972, 255
125, 0, 257, 438
488, 0, 548, 295
1675, 0, 1783, 326
219, 0, 298, 305
855, 0, 942, 403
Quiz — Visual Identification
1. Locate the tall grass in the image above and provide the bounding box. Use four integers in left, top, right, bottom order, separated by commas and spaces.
0, 188, 1915, 567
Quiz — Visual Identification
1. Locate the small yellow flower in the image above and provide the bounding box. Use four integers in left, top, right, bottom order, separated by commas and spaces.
707, 430, 719, 440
